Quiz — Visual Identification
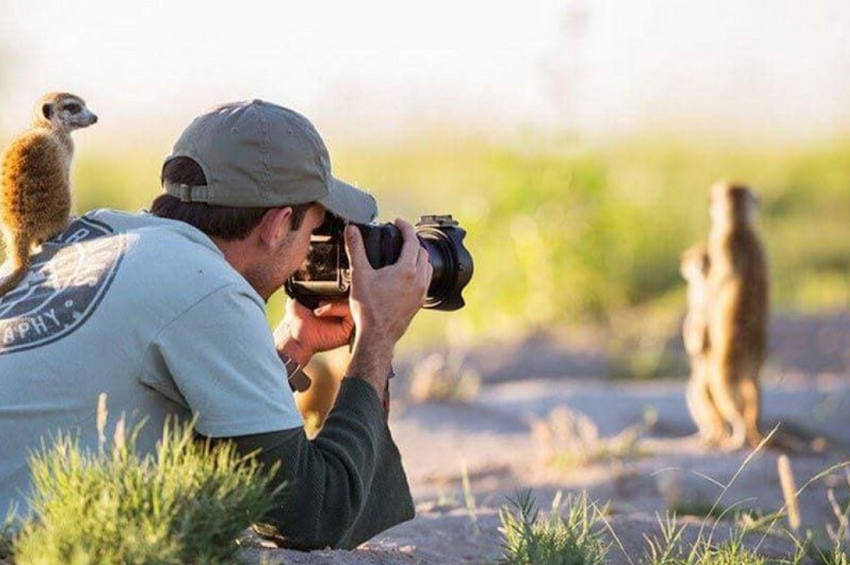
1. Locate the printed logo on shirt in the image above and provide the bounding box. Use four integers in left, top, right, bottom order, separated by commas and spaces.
0, 216, 126, 355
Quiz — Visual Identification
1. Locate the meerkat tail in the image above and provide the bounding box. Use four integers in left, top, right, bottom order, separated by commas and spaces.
0, 239, 32, 297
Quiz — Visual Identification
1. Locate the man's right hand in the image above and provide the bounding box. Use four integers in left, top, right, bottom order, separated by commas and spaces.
343, 219, 433, 399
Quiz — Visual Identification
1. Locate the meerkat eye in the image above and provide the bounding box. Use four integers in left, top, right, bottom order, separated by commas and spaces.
65, 103, 82, 114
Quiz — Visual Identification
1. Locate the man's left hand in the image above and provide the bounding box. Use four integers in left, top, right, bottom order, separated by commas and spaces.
274, 299, 354, 366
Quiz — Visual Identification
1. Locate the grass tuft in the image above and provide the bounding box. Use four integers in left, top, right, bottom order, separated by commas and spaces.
641, 513, 777, 565
406, 350, 481, 403
10, 420, 277, 565
497, 490, 609, 565
532, 406, 654, 470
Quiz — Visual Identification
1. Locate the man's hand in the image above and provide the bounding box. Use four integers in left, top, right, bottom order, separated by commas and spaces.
344, 219, 433, 398
275, 299, 354, 367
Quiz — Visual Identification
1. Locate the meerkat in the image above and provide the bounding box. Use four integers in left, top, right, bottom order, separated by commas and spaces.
706, 181, 769, 450
297, 347, 351, 435
0, 92, 98, 297
680, 243, 725, 445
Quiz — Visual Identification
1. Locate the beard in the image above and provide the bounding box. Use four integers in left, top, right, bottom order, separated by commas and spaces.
244, 231, 299, 302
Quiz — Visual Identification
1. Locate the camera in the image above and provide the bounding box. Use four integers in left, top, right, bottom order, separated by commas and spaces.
285, 214, 473, 311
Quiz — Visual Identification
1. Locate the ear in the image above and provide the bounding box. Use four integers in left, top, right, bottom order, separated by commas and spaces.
257, 207, 293, 249
42, 103, 54, 120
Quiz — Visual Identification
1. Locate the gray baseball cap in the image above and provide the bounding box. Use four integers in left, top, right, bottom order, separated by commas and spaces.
163, 99, 377, 224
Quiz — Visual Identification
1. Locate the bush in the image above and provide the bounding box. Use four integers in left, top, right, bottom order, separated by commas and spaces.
11, 420, 277, 565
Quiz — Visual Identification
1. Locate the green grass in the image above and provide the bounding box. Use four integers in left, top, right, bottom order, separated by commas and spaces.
497, 490, 609, 565
495, 491, 846, 565
22, 134, 850, 352
641, 516, 772, 565
0, 516, 14, 562
7, 420, 276, 565
806, 541, 850, 565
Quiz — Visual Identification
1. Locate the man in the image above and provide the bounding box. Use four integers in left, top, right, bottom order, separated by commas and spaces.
0, 100, 432, 549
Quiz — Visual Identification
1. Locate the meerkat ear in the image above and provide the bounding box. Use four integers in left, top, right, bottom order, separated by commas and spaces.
42, 103, 54, 120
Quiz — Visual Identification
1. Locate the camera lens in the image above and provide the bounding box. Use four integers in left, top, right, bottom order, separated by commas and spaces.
414, 216, 473, 311
353, 216, 473, 310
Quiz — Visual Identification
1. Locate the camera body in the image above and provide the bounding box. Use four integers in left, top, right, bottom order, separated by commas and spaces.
285, 214, 473, 311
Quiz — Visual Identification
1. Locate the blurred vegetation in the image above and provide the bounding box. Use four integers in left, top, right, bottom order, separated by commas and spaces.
15, 135, 850, 353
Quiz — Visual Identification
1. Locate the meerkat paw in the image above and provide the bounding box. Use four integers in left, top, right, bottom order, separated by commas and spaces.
698, 429, 727, 450
720, 439, 745, 452
717, 424, 748, 451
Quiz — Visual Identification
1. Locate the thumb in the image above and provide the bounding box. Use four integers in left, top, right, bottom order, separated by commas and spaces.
314, 301, 350, 317
344, 225, 369, 270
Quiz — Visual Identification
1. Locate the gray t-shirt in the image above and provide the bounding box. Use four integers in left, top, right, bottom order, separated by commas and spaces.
0, 209, 303, 518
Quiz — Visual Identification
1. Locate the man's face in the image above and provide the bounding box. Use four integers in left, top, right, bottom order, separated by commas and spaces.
242, 204, 327, 301
213, 203, 329, 301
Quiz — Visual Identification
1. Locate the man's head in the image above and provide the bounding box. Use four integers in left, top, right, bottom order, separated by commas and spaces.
152, 100, 377, 298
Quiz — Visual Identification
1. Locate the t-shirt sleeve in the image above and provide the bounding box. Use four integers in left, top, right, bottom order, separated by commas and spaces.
139, 284, 303, 437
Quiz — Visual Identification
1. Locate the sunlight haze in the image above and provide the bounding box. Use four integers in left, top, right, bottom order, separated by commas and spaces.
2, 0, 850, 143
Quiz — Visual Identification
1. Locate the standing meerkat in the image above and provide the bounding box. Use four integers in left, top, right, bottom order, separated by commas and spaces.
706, 181, 769, 450
680, 243, 725, 445
0, 92, 98, 297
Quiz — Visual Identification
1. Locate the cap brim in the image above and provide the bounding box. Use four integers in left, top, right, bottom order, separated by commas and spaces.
318, 177, 378, 224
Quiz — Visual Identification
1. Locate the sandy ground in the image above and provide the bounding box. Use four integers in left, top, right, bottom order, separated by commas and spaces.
247, 314, 850, 564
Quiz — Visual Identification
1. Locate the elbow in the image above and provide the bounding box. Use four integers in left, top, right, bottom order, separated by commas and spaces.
258, 477, 364, 551
289, 532, 353, 552
258, 510, 356, 551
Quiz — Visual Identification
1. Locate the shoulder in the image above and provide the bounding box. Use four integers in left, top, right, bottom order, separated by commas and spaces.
85, 209, 263, 310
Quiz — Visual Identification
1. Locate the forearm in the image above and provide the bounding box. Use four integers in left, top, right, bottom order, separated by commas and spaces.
346, 334, 393, 403
209, 378, 413, 550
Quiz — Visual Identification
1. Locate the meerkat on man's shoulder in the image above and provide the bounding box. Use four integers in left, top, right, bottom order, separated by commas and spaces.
0, 92, 97, 297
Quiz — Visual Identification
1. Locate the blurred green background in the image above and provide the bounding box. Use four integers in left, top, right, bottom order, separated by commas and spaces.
64, 134, 850, 358
2, 0, 850, 378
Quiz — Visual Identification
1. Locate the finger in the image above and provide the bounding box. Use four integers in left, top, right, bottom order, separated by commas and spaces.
416, 249, 433, 299
394, 219, 419, 267
417, 247, 432, 277
344, 225, 370, 271
417, 244, 430, 266
314, 301, 351, 318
